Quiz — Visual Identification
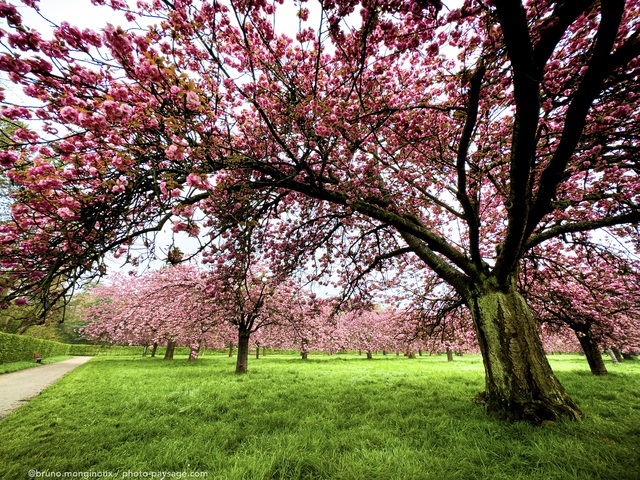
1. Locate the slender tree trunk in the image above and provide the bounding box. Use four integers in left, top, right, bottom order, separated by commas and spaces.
164, 340, 176, 360
366, 350, 373, 360
142, 345, 148, 357
150, 343, 158, 357
235, 329, 250, 374
263, 346, 266, 357
188, 345, 199, 361
575, 330, 607, 375
228, 342, 234, 357
608, 348, 619, 364
446, 347, 454, 362
612, 347, 623, 362
255, 343, 260, 359
468, 281, 583, 424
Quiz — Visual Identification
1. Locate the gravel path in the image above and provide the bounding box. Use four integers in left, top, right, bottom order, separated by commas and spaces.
0, 356, 93, 419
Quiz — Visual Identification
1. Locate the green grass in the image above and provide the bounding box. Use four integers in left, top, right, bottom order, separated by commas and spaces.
0, 355, 75, 374
0, 354, 638, 479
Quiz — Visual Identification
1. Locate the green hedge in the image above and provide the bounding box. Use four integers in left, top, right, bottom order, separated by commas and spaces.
0, 332, 69, 363
0, 333, 194, 363
67, 344, 192, 357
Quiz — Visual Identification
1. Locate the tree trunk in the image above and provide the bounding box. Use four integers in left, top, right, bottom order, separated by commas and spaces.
301, 350, 308, 360
164, 340, 176, 360
446, 347, 454, 362
612, 347, 623, 362
366, 350, 373, 360
235, 329, 250, 374
150, 343, 158, 357
468, 282, 583, 424
575, 330, 607, 375
255, 343, 260, 359
188, 345, 199, 361
263, 346, 266, 357
608, 348, 619, 364
142, 345, 148, 357
228, 342, 234, 357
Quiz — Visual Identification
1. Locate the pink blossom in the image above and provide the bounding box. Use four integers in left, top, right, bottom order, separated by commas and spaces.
185, 91, 200, 110
57, 207, 77, 220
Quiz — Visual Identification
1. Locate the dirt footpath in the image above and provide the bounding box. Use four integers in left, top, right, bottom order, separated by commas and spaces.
0, 356, 93, 419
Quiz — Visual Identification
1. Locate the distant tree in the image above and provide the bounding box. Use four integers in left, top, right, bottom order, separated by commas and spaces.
522, 241, 640, 375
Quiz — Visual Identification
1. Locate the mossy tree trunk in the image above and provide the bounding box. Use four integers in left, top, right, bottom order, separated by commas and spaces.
188, 345, 199, 361
575, 329, 607, 375
235, 328, 250, 374
164, 340, 176, 360
468, 281, 583, 424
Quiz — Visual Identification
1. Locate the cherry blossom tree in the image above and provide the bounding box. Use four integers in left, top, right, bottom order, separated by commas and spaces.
1, 0, 639, 422
522, 240, 640, 375
80, 265, 230, 359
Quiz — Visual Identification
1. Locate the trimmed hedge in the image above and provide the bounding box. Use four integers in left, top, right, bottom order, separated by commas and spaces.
0, 333, 193, 363
0, 332, 69, 363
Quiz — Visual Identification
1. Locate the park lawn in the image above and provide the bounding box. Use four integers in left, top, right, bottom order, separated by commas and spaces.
0, 355, 76, 374
0, 354, 638, 480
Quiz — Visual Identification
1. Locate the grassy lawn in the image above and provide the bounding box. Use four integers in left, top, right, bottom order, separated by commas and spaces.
0, 355, 75, 374
0, 354, 638, 479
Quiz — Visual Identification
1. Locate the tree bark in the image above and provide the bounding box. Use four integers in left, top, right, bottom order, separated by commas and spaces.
608, 348, 619, 364
611, 347, 623, 362
228, 342, 234, 357
188, 345, 198, 361
468, 282, 583, 424
142, 345, 148, 357
575, 330, 607, 375
164, 340, 176, 360
150, 343, 158, 357
235, 329, 250, 374
366, 350, 373, 360
446, 347, 454, 362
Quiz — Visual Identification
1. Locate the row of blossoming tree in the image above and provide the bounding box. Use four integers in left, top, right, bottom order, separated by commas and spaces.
79, 256, 639, 375
1, 0, 639, 423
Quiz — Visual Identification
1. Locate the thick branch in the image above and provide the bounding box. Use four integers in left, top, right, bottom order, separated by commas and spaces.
525, 211, 640, 250
456, 60, 485, 268
492, 0, 543, 283
399, 231, 471, 298
526, 1, 626, 238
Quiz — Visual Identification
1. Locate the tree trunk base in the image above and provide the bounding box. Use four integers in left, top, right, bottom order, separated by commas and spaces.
473, 391, 583, 424
469, 281, 583, 425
